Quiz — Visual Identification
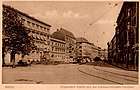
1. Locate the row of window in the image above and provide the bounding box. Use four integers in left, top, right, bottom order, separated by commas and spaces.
34, 42, 46, 48
51, 42, 65, 47
32, 34, 47, 41
30, 30, 49, 37
65, 36, 75, 43
54, 54, 65, 59
31, 50, 45, 54
21, 18, 49, 32
53, 48, 65, 52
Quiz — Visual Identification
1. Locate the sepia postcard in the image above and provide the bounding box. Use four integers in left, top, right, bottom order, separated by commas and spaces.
1, 0, 139, 90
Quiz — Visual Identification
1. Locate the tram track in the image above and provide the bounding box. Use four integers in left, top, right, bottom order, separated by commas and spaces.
77, 67, 123, 85
90, 67, 138, 83
93, 66, 138, 79
93, 61, 138, 78
77, 65, 138, 85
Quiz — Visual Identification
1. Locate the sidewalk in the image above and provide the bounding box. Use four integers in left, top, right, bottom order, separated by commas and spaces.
110, 62, 138, 71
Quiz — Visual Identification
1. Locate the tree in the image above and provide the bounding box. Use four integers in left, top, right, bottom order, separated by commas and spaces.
2, 4, 36, 67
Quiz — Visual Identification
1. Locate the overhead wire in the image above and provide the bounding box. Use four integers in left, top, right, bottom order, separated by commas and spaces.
84, 2, 122, 34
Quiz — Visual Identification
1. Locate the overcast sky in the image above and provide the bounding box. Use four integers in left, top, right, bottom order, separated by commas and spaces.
3, 1, 123, 49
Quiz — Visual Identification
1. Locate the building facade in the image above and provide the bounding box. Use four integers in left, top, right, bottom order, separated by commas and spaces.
91, 43, 99, 60
108, 2, 139, 70
98, 47, 108, 60
4, 6, 51, 64
107, 35, 116, 63
52, 28, 76, 63
76, 37, 98, 62
50, 37, 66, 63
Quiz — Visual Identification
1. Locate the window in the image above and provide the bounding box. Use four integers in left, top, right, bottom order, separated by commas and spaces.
32, 51, 35, 53
32, 23, 35, 27
47, 36, 49, 39
79, 46, 82, 48
21, 18, 25, 24
127, 8, 131, 17
127, 21, 130, 30
40, 52, 43, 56
27, 21, 31, 26
36, 24, 39, 29
40, 26, 42, 30
52, 47, 54, 51
44, 27, 46, 30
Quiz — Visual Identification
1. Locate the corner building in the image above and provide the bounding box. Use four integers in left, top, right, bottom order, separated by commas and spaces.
50, 37, 66, 63
108, 2, 139, 70
76, 37, 98, 62
52, 28, 76, 63
4, 7, 51, 64
116, 2, 139, 70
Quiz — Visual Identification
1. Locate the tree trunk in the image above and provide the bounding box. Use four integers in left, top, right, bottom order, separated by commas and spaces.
2, 47, 5, 65
2, 54, 5, 65
11, 51, 16, 68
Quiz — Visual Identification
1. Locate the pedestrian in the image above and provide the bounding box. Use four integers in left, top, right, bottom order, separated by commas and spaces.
12, 60, 15, 68
28, 60, 31, 66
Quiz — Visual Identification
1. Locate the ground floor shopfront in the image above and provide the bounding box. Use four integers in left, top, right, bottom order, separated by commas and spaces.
109, 44, 139, 71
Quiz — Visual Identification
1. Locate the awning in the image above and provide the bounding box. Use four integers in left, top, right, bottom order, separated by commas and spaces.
36, 35, 40, 40
43, 37, 46, 41
32, 34, 36, 39
40, 36, 44, 41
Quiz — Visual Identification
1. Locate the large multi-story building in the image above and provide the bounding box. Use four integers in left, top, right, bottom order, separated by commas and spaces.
4, 5, 51, 64
52, 28, 76, 63
76, 37, 98, 62
98, 47, 108, 60
100, 49, 108, 60
107, 34, 116, 63
91, 43, 99, 60
112, 35, 117, 62
108, 2, 139, 70
50, 37, 66, 63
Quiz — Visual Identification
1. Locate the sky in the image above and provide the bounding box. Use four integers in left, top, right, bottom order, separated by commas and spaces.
3, 1, 123, 49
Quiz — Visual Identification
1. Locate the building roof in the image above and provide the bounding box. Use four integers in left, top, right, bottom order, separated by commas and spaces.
50, 37, 66, 44
76, 37, 90, 44
90, 43, 95, 46
52, 28, 75, 41
3, 4, 51, 27
19, 11, 51, 27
